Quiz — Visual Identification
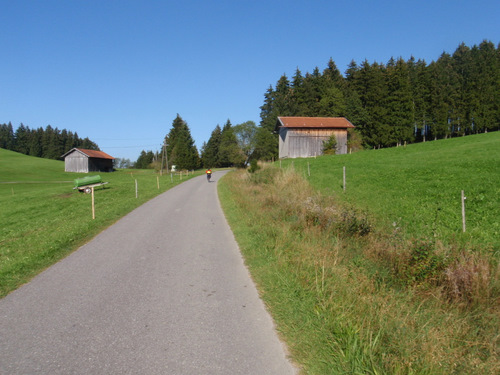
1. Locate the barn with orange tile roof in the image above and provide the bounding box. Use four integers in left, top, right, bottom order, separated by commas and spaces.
61, 148, 115, 173
275, 116, 355, 158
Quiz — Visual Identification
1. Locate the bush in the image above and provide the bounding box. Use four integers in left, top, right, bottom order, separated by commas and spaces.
248, 159, 260, 173
323, 134, 337, 155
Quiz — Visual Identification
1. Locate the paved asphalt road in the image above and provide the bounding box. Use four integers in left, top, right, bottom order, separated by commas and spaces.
0, 171, 297, 374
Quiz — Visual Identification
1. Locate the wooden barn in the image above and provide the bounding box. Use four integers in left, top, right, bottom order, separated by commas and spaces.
61, 148, 115, 173
275, 116, 355, 158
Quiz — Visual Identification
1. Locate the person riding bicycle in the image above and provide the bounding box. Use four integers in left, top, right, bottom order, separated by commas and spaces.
206, 168, 212, 182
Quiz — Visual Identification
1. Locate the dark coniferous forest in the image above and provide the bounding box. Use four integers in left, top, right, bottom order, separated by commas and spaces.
0, 123, 100, 160
259, 40, 500, 150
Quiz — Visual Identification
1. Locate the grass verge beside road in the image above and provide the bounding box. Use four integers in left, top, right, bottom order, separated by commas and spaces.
218, 161, 499, 374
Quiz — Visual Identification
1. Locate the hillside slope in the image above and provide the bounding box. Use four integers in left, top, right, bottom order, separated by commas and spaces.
0, 148, 72, 182
285, 132, 500, 250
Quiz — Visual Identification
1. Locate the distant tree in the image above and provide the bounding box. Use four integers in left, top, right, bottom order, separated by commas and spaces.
319, 58, 346, 117
291, 68, 306, 114
114, 158, 132, 169
14, 123, 29, 154
28, 127, 43, 157
408, 57, 431, 141
134, 150, 155, 169
468, 41, 499, 132
354, 60, 389, 147
201, 124, 222, 168
385, 57, 414, 146
218, 120, 244, 167
259, 40, 499, 149
429, 53, 459, 139
0, 122, 15, 149
165, 114, 199, 170
253, 126, 277, 161
233, 121, 258, 165
0, 122, 100, 159
79, 137, 100, 150
300, 69, 323, 116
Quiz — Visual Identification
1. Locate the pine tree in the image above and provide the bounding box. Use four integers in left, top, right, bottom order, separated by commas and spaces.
291, 68, 306, 114
28, 128, 43, 157
452, 43, 474, 135
253, 126, 277, 161
301, 68, 323, 116
165, 114, 199, 170
135, 150, 155, 169
356, 60, 389, 147
385, 57, 414, 146
217, 120, 244, 167
409, 58, 431, 141
429, 53, 459, 139
0, 123, 15, 150
470, 41, 499, 132
201, 124, 222, 168
14, 123, 30, 154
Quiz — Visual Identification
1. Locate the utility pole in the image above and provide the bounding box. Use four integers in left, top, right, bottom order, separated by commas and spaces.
160, 142, 165, 176
165, 142, 169, 173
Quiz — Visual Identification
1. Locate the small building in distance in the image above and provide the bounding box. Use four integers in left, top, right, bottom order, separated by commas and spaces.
61, 148, 115, 173
275, 116, 355, 158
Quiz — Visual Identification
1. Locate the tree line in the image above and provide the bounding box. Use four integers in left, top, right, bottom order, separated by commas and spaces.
135, 114, 259, 170
134, 114, 201, 170
0, 122, 100, 159
259, 40, 499, 150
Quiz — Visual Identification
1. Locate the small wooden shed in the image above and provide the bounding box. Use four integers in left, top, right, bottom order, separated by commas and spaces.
275, 116, 355, 158
61, 148, 115, 173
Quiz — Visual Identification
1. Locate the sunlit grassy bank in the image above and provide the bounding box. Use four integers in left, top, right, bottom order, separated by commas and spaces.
282, 132, 500, 252
218, 137, 499, 374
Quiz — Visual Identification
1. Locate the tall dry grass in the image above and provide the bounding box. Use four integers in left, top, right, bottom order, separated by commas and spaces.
220, 163, 500, 374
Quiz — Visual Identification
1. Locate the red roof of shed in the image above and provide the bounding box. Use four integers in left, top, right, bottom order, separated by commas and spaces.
277, 116, 355, 129
62, 148, 114, 159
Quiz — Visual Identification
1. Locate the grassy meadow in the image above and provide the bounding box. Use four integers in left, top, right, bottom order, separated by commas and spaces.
218, 133, 499, 374
0, 148, 201, 297
283, 132, 500, 252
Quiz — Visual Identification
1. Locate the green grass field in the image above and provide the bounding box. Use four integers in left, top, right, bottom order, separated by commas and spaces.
218, 133, 499, 374
2, 134, 499, 373
281, 132, 500, 252
0, 148, 201, 297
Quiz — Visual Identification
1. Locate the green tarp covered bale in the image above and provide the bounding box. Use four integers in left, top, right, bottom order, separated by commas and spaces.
74, 175, 102, 188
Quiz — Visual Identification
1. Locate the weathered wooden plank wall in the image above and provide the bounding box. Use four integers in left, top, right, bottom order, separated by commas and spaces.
65, 154, 89, 173
279, 128, 348, 158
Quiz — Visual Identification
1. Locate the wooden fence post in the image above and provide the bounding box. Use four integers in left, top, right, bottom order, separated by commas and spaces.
157, 176, 159, 190
461, 190, 466, 232
343, 166, 346, 192
91, 186, 95, 219
135, 179, 138, 199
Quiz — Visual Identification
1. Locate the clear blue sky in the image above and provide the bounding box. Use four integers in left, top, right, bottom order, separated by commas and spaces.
1, 0, 498, 161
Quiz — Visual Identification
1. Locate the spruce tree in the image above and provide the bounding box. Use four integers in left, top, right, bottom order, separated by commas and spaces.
14, 124, 30, 154
165, 114, 199, 170
202, 124, 222, 168
217, 120, 244, 167
385, 57, 414, 146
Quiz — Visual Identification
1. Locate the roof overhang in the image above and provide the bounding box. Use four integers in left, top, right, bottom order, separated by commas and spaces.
61, 148, 114, 160
275, 116, 355, 132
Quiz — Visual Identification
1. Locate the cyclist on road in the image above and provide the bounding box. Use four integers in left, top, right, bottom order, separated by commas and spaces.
206, 168, 212, 182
